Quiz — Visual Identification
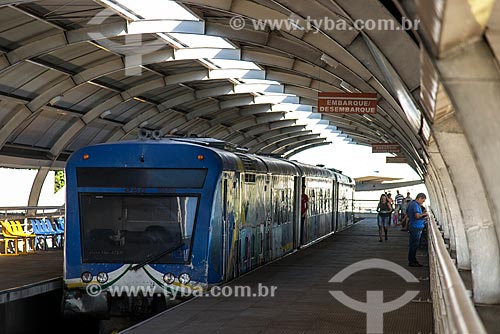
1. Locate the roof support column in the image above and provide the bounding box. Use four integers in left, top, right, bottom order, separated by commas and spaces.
433, 114, 500, 303
28, 167, 50, 207
425, 159, 450, 241
416, 0, 500, 304
426, 141, 462, 264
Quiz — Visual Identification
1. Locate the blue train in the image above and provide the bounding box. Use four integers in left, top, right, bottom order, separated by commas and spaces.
63, 137, 354, 317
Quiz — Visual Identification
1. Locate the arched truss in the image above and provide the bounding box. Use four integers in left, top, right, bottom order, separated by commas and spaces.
0, 0, 429, 176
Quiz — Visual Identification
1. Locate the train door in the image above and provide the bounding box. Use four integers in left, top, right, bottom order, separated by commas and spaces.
331, 180, 337, 232
264, 174, 273, 261
234, 172, 241, 276
222, 177, 231, 281
222, 172, 241, 281
333, 181, 339, 232
293, 176, 301, 248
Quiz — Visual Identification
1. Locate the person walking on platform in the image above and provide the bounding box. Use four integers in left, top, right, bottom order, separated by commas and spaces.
394, 190, 404, 224
387, 192, 394, 206
400, 192, 412, 231
376, 194, 392, 242
407, 193, 428, 267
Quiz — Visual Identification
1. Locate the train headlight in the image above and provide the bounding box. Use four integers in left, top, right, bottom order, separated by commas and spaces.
163, 273, 175, 284
96, 272, 108, 283
81, 271, 93, 283
178, 273, 191, 285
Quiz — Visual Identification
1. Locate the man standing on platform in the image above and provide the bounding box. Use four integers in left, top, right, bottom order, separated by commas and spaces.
407, 193, 428, 267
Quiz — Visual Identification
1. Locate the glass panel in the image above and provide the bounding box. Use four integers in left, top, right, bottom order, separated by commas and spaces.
80, 194, 198, 264
115, 0, 199, 20
77, 168, 207, 188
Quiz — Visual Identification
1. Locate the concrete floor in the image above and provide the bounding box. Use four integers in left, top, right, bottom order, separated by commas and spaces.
0, 249, 62, 291
124, 219, 433, 334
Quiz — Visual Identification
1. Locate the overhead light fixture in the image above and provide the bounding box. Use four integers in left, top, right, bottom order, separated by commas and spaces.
139, 121, 149, 128
49, 96, 63, 105
133, 97, 147, 103
100, 110, 112, 118
320, 54, 339, 69
287, 14, 305, 30
340, 81, 354, 92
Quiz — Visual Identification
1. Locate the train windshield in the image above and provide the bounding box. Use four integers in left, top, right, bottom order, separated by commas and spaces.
79, 194, 198, 264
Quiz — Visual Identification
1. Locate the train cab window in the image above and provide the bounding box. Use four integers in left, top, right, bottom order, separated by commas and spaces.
77, 168, 207, 188
79, 194, 198, 264
244, 174, 256, 183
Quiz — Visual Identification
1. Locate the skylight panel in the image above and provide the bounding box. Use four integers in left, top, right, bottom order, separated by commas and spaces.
169, 33, 236, 49
239, 79, 281, 85
115, 0, 200, 20
210, 59, 261, 70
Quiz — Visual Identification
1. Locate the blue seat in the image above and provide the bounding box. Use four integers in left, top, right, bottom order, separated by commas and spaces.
42, 219, 63, 248
54, 218, 65, 247
34, 219, 59, 249
29, 219, 52, 250
54, 217, 64, 234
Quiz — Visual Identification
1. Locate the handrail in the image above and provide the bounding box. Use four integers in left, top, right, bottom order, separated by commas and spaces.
428, 211, 486, 334
0, 206, 64, 211
353, 199, 379, 214
0, 206, 64, 219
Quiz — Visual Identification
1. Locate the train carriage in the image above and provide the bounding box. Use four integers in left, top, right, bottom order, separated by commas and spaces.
63, 138, 354, 318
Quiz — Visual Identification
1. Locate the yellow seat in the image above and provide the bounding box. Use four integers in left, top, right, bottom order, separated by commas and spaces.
11, 220, 35, 253
0, 221, 20, 256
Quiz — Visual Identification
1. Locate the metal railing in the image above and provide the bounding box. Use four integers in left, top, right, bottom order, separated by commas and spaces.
353, 199, 379, 214
0, 206, 64, 217
0, 206, 64, 232
428, 211, 486, 334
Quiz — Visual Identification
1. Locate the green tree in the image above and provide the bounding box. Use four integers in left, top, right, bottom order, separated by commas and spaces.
54, 170, 65, 193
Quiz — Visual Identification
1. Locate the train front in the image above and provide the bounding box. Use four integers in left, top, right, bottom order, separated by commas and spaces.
63, 140, 222, 318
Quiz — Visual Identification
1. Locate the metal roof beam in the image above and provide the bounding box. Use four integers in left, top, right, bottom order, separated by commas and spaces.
283, 141, 332, 159
270, 138, 330, 155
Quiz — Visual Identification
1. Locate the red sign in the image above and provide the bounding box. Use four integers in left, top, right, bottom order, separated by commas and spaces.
386, 156, 408, 164
318, 92, 377, 114
372, 143, 402, 153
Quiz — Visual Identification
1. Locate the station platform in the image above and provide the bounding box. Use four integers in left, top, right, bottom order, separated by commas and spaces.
0, 250, 63, 303
123, 219, 433, 334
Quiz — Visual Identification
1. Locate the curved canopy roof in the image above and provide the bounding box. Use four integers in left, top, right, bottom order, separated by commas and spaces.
0, 0, 428, 176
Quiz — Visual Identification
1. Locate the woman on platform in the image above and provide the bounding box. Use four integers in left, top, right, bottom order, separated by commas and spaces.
376, 194, 392, 242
